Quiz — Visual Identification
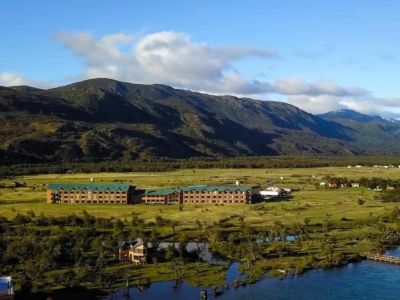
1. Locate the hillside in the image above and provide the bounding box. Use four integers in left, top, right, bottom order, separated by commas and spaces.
0, 78, 397, 164
318, 109, 400, 155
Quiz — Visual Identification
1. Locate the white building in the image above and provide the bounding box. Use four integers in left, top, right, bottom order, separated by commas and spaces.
260, 187, 283, 199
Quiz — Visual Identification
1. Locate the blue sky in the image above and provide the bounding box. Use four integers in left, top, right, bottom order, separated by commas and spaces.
1, 0, 400, 116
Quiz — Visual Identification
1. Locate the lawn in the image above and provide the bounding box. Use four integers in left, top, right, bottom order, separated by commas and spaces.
0, 166, 398, 226
2, 166, 400, 295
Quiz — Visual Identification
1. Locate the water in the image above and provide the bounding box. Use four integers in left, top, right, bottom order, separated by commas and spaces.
104, 247, 400, 300
105, 262, 400, 300
153, 242, 228, 265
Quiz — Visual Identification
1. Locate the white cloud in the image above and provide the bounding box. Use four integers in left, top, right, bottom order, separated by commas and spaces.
0, 72, 53, 88
54, 30, 280, 94
2, 30, 400, 118
272, 79, 369, 97
287, 95, 345, 114
54, 30, 378, 100
0, 72, 30, 86
286, 94, 400, 117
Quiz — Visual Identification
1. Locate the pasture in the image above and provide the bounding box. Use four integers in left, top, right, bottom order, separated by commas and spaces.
0, 166, 398, 226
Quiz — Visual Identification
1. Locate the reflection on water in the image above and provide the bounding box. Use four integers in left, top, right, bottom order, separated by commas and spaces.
151, 241, 228, 265
104, 247, 400, 300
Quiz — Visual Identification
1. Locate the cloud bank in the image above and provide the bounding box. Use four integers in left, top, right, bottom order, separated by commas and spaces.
0, 72, 53, 88
2, 30, 400, 117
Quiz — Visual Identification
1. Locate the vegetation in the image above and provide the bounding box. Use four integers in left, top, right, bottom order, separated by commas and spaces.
3, 155, 400, 176
0, 212, 226, 297
3, 79, 400, 167
1, 166, 400, 297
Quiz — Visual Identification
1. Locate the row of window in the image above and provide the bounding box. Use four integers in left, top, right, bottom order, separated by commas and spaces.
184, 195, 244, 199
183, 191, 246, 194
60, 195, 126, 200
56, 191, 127, 194
184, 199, 246, 204
61, 200, 126, 204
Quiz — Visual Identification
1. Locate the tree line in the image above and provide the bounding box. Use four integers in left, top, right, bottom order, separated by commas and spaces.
2, 155, 400, 176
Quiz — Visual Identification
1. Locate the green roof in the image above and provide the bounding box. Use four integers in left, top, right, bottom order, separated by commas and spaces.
179, 185, 253, 192
144, 188, 178, 196
48, 183, 132, 191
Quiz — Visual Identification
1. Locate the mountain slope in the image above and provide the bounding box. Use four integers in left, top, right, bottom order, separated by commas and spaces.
318, 109, 400, 154
0, 78, 392, 164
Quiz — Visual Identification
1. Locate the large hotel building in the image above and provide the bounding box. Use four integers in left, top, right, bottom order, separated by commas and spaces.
47, 183, 139, 204
47, 184, 257, 205
180, 185, 253, 204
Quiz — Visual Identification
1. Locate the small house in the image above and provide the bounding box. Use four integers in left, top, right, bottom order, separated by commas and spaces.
119, 238, 147, 265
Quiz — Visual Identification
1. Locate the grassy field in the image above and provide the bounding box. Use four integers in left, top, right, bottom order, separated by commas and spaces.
0, 166, 398, 226
2, 166, 400, 295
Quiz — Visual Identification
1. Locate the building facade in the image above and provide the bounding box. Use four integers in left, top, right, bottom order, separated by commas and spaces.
47, 183, 258, 205
47, 183, 135, 204
181, 185, 254, 205
118, 239, 147, 265
142, 188, 181, 204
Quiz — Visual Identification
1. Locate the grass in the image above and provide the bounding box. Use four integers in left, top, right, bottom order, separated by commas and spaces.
3, 166, 400, 295
0, 167, 398, 226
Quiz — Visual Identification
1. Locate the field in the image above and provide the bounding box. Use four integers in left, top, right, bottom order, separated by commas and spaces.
2, 166, 400, 295
0, 166, 398, 225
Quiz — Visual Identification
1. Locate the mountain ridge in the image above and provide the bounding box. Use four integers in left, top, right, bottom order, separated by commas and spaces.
1, 78, 399, 164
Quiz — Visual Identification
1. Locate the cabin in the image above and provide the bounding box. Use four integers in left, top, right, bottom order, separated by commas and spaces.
47, 183, 136, 204
0, 277, 13, 300
119, 238, 147, 265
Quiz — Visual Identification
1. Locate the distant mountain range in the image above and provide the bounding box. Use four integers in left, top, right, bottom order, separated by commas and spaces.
1, 78, 400, 164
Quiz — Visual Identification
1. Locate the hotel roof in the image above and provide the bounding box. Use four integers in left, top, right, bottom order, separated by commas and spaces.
144, 188, 178, 196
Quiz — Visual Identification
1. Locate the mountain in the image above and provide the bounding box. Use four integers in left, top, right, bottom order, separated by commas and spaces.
319, 109, 384, 123
318, 109, 400, 154
0, 78, 398, 164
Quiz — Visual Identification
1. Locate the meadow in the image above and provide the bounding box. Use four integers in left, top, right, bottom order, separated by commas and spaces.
0, 166, 399, 226
2, 166, 400, 296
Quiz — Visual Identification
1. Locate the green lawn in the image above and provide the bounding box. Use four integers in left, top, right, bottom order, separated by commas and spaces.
0, 167, 398, 226
2, 166, 400, 294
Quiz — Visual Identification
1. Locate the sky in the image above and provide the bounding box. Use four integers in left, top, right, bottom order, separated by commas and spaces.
1, 0, 400, 117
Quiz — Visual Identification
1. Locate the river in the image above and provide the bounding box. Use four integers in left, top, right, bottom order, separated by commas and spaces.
103, 247, 400, 300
